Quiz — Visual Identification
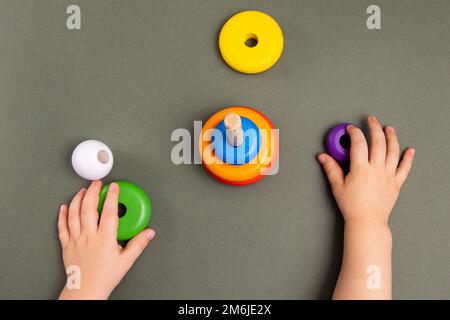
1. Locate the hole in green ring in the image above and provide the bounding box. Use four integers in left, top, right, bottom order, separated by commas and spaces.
118, 203, 127, 218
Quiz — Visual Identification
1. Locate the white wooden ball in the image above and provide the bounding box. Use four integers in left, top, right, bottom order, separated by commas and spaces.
71, 140, 113, 180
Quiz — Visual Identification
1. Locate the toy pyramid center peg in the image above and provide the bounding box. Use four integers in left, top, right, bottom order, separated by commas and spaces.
224, 113, 244, 147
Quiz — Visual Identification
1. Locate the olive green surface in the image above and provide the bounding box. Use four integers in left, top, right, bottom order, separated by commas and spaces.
0, 0, 449, 299
98, 181, 151, 241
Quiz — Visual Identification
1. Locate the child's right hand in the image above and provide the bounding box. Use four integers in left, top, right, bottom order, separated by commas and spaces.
318, 116, 415, 299
318, 116, 415, 226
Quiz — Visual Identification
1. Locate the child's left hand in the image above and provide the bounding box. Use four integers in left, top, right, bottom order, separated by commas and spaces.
58, 181, 155, 300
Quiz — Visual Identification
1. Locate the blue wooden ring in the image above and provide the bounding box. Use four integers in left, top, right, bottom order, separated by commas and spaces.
212, 117, 261, 165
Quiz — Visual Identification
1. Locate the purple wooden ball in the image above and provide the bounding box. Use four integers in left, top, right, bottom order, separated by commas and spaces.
326, 123, 353, 162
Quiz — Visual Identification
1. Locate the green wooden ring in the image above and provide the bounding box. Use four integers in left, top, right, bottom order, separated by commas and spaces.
98, 181, 151, 241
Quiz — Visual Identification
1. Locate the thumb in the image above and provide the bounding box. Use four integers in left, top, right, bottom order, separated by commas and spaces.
317, 153, 344, 190
122, 228, 155, 264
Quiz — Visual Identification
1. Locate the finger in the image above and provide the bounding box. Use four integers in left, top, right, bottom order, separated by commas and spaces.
317, 153, 344, 190
122, 229, 155, 264
396, 148, 415, 186
98, 182, 119, 238
385, 126, 400, 172
68, 188, 86, 238
346, 125, 369, 170
58, 204, 69, 247
80, 180, 102, 235
368, 116, 387, 166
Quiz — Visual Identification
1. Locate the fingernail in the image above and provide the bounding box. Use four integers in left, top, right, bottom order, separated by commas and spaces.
59, 204, 66, 212
410, 148, 416, 156
386, 126, 395, 133
317, 154, 326, 163
145, 229, 155, 240
92, 180, 101, 187
369, 116, 377, 122
346, 125, 354, 131
109, 182, 118, 192
79, 188, 86, 194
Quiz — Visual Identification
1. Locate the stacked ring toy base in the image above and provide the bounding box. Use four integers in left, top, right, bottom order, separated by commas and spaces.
326, 123, 353, 162
98, 181, 151, 241
219, 11, 284, 74
200, 106, 278, 186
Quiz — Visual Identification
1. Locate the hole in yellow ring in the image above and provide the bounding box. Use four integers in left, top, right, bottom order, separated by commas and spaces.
244, 33, 258, 48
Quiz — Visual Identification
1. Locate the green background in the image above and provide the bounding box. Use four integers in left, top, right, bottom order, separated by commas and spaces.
0, 0, 449, 299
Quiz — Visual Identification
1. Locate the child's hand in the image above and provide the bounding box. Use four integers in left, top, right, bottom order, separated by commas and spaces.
318, 116, 415, 226
58, 181, 155, 300
318, 116, 415, 299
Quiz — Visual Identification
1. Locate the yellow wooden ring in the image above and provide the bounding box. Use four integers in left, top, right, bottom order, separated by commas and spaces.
200, 107, 277, 184
219, 11, 284, 74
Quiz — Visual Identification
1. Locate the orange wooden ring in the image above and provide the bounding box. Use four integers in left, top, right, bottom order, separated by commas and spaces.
199, 107, 277, 186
